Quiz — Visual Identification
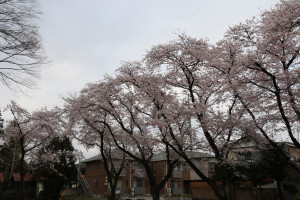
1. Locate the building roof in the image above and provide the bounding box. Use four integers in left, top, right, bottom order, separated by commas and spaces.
185, 151, 215, 159
83, 150, 215, 163
151, 151, 214, 161
82, 149, 130, 163
230, 134, 267, 150
82, 154, 102, 163
279, 141, 297, 148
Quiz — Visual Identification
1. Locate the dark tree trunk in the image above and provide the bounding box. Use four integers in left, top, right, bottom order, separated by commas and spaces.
109, 184, 117, 200
18, 144, 25, 200
178, 154, 227, 200
0, 164, 13, 200
109, 174, 120, 200
0, 180, 10, 200
223, 180, 233, 200
277, 180, 284, 200
151, 191, 160, 200
150, 186, 161, 200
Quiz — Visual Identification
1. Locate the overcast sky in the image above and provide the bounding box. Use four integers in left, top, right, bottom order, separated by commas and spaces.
0, 0, 280, 158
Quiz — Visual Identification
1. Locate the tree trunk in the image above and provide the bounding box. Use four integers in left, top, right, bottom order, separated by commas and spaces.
109, 181, 117, 200
18, 149, 25, 200
151, 188, 160, 200
259, 185, 262, 200
0, 165, 13, 200
109, 190, 116, 200
276, 180, 284, 200
223, 180, 232, 200
0, 180, 10, 200
0, 141, 17, 200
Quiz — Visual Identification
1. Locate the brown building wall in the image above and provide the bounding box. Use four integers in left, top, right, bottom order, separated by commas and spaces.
85, 160, 133, 195
124, 162, 131, 194
151, 161, 167, 195
85, 160, 109, 195
85, 159, 190, 196
149, 161, 190, 195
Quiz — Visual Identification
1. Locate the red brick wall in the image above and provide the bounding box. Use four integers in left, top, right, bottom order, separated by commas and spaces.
85, 159, 189, 196
85, 161, 109, 195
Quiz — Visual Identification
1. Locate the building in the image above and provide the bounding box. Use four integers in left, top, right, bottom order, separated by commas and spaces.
82, 151, 130, 196
82, 150, 215, 197
227, 135, 264, 163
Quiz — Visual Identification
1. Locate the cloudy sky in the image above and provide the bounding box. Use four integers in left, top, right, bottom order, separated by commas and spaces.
0, 0, 280, 158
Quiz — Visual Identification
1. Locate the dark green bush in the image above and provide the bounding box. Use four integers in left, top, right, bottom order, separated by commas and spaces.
283, 182, 298, 193
2, 189, 18, 200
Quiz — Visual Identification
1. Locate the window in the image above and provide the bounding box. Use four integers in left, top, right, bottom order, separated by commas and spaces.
181, 164, 187, 171
133, 178, 143, 187
238, 151, 252, 161
174, 165, 181, 171
95, 179, 98, 188
245, 152, 252, 160
133, 162, 142, 169
171, 179, 179, 188
126, 179, 129, 187
208, 163, 215, 177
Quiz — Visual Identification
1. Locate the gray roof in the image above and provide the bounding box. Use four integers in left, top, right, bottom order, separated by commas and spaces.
149, 151, 214, 162
185, 151, 215, 159
82, 154, 102, 163
82, 149, 129, 163
83, 150, 215, 163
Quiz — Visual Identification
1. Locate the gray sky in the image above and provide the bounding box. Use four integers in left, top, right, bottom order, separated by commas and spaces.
0, 0, 280, 158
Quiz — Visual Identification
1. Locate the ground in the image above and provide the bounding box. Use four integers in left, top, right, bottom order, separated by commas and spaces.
62, 197, 106, 200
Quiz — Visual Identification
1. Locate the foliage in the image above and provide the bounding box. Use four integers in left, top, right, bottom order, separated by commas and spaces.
237, 145, 291, 186
0, 141, 21, 174
0, 140, 22, 200
1, 101, 65, 200
35, 136, 77, 200
62, 1, 300, 200
2, 190, 18, 200
66, 66, 180, 200
223, 0, 300, 149
260, 146, 290, 182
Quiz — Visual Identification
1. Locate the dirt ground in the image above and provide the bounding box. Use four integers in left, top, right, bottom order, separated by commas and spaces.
62, 197, 106, 200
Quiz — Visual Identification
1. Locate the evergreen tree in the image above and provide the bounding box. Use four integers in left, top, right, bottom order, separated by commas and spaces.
238, 145, 290, 200
35, 136, 77, 200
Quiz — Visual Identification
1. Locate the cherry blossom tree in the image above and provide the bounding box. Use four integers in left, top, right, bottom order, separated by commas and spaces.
223, 0, 300, 149
2, 101, 61, 200
64, 2, 299, 200
144, 34, 250, 200
65, 95, 127, 200
65, 71, 180, 200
